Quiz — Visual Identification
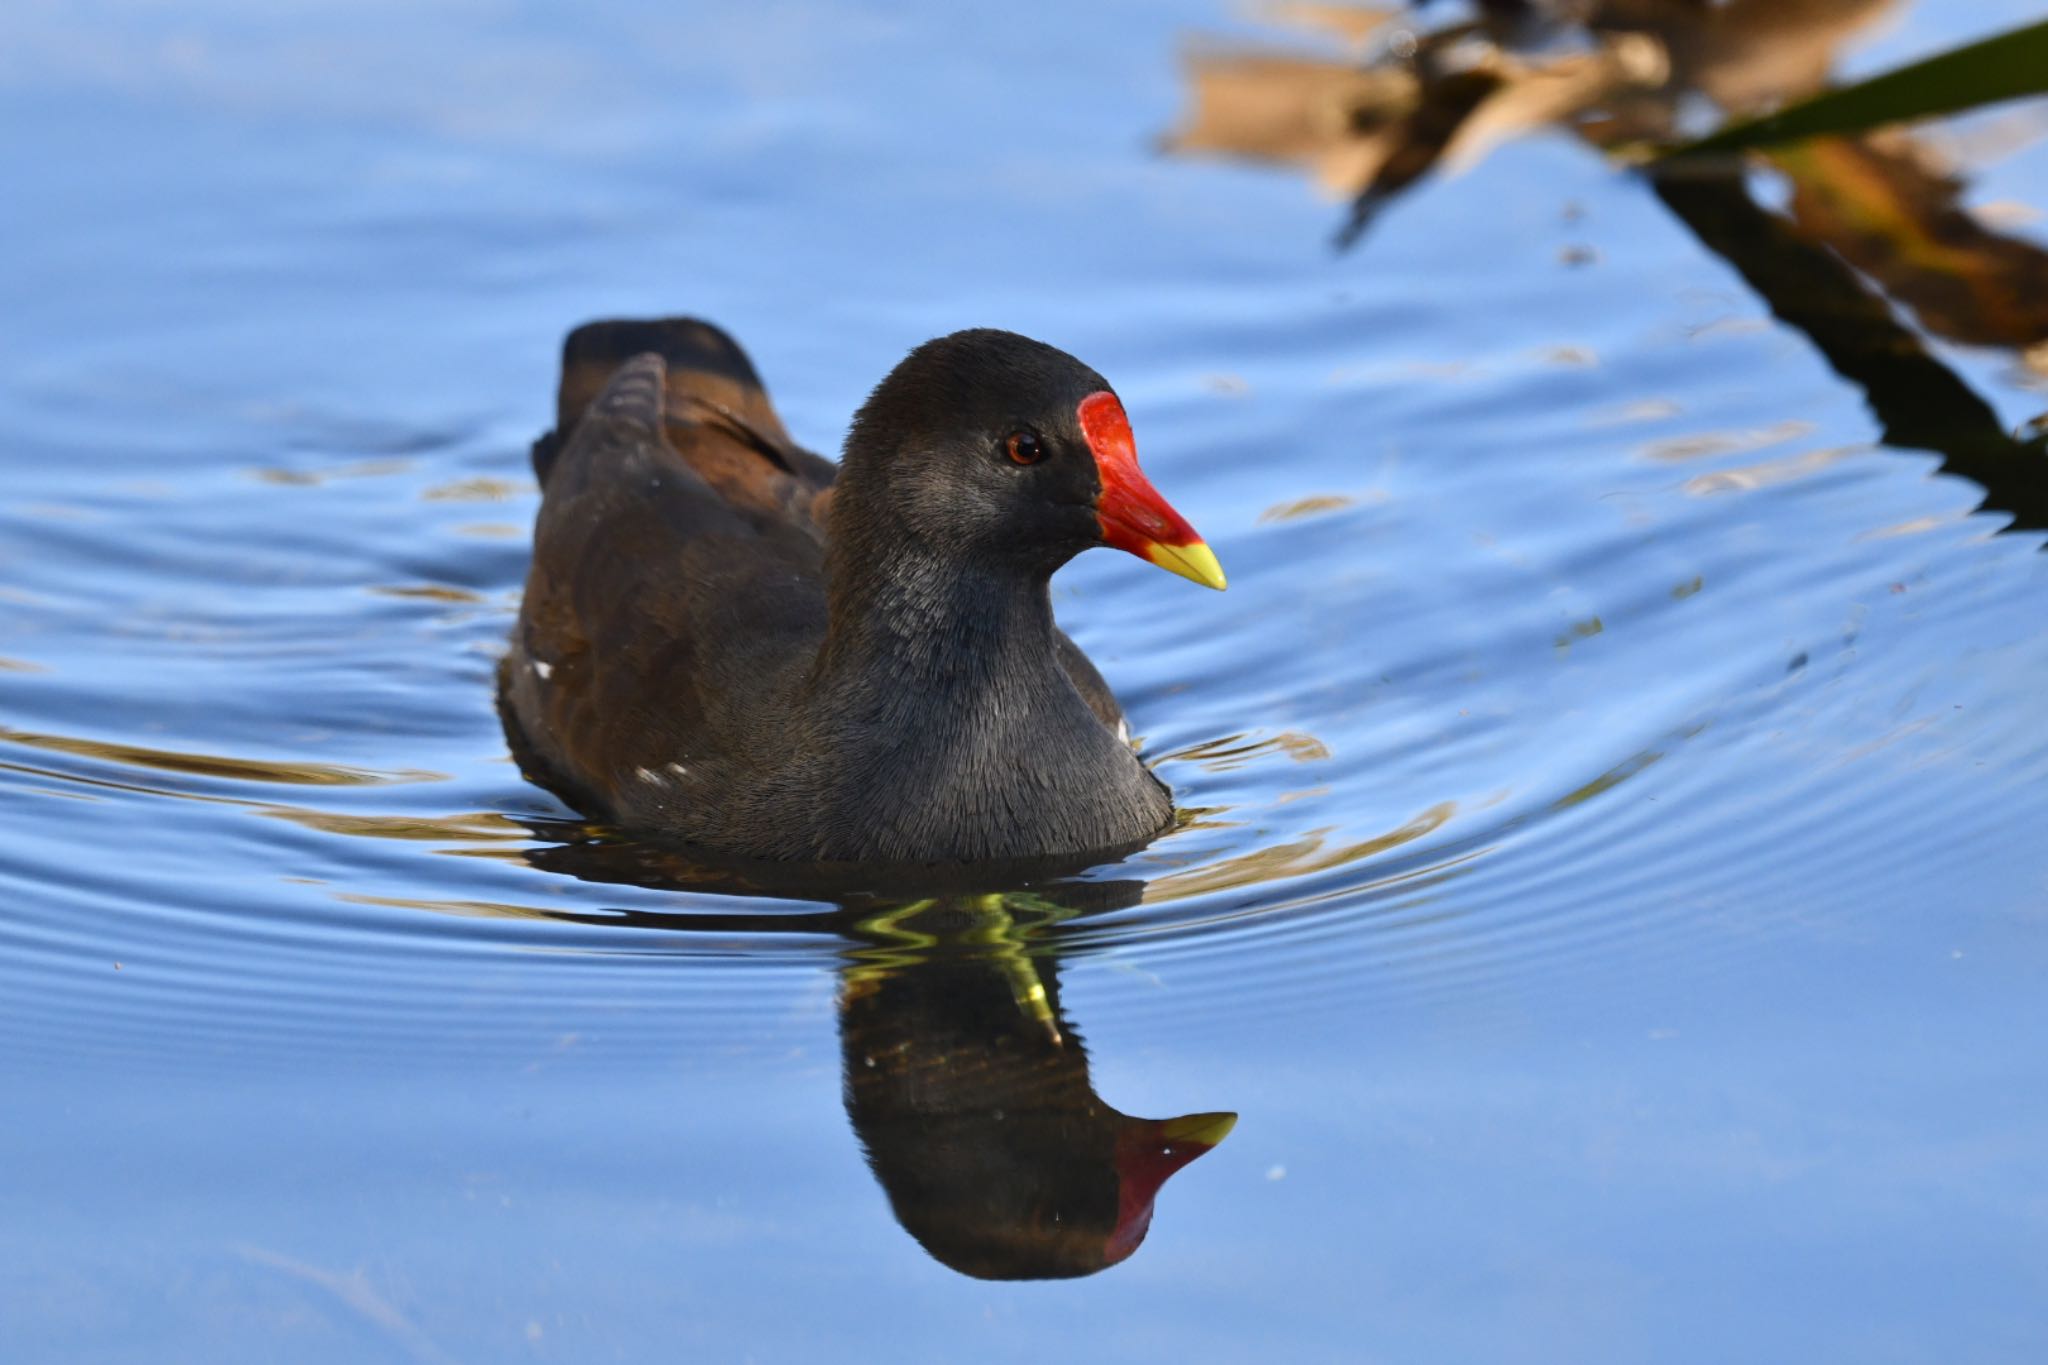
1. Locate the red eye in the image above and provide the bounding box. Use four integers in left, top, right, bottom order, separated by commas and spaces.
1005, 430, 1046, 466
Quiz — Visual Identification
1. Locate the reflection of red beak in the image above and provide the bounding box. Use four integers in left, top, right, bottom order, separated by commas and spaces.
1079, 391, 1227, 591
1104, 1111, 1239, 1265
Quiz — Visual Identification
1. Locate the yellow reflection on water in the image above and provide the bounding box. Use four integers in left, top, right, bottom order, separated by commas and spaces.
0, 725, 445, 786
263, 807, 527, 843
367, 584, 486, 603
1163, 730, 1333, 771
422, 477, 529, 503
1143, 799, 1455, 902
1258, 494, 1357, 524
250, 458, 411, 486
1682, 444, 1865, 496
339, 892, 560, 922
1639, 420, 1816, 463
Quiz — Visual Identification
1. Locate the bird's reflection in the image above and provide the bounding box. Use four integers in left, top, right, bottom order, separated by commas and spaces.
841, 893, 1234, 1279
520, 837, 1237, 1280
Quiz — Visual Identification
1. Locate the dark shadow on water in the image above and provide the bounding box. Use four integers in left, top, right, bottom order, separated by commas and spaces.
1649, 165, 2048, 530
522, 833, 1238, 1281
839, 894, 1235, 1280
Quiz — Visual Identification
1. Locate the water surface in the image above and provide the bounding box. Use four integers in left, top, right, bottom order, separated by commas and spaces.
4, 1, 2047, 1361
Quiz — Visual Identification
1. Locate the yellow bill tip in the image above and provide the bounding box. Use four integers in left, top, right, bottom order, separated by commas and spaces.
1158, 1111, 1238, 1146
1143, 539, 1228, 591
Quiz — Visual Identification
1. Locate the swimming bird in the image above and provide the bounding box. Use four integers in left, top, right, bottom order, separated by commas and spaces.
500, 318, 1224, 865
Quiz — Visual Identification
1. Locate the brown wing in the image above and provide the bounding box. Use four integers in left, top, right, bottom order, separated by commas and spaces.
504, 321, 836, 819
533, 316, 838, 534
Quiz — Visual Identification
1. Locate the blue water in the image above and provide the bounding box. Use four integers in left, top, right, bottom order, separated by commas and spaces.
4, 1, 2047, 1360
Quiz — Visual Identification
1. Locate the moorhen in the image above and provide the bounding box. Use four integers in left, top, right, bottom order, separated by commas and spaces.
501, 318, 1225, 865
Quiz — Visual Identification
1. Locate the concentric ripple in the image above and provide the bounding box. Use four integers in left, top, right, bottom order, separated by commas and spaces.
4, 324, 2043, 1066
3, 0, 2046, 1079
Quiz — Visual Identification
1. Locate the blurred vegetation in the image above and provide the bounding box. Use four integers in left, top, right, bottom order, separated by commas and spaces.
1663, 17, 2048, 157
1164, 0, 2048, 530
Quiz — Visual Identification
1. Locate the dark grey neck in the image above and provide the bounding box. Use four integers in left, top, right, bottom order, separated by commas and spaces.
813, 520, 1064, 724
797, 496, 1170, 862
